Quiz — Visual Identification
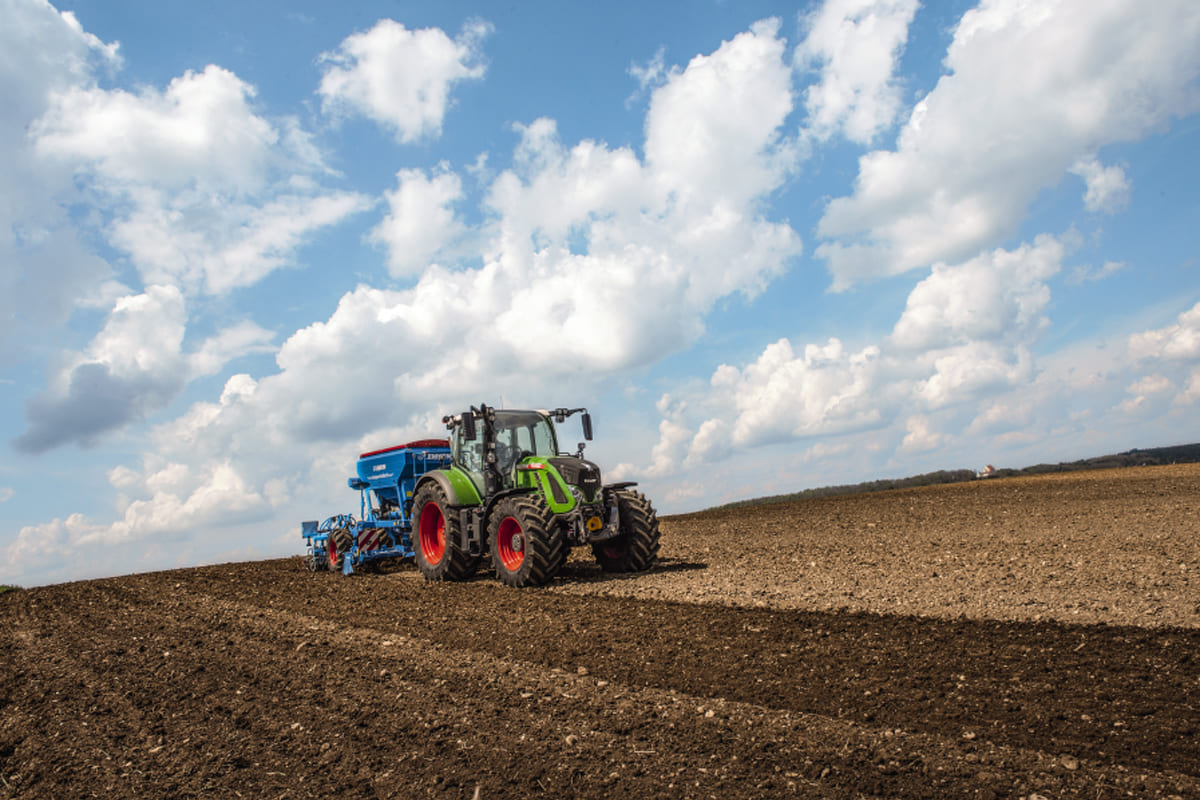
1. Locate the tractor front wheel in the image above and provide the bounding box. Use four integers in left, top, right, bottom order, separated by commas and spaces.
412, 483, 479, 581
488, 495, 565, 587
592, 490, 660, 572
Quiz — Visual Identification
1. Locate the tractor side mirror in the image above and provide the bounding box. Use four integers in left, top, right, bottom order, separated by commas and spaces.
462, 412, 477, 441
581, 412, 593, 441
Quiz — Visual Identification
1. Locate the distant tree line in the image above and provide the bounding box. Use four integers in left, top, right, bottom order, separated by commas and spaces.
988, 443, 1200, 478
709, 443, 1200, 512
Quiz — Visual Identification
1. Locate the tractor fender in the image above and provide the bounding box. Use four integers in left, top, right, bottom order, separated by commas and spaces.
415, 468, 482, 508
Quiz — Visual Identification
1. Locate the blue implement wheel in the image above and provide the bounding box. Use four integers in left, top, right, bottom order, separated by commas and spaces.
326, 525, 354, 571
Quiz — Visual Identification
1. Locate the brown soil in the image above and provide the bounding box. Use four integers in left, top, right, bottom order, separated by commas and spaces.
2, 464, 1198, 799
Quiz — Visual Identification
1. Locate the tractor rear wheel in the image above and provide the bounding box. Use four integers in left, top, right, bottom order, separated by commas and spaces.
592, 489, 660, 572
412, 483, 479, 581
488, 495, 565, 587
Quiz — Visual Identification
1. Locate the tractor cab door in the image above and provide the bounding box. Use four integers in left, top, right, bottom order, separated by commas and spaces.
492, 419, 535, 489
452, 424, 487, 497
494, 424, 520, 486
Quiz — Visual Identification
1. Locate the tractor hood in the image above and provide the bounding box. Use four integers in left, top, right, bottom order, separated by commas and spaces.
548, 457, 602, 502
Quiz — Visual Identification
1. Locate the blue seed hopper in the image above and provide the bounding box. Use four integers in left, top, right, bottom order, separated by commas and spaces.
301, 439, 451, 574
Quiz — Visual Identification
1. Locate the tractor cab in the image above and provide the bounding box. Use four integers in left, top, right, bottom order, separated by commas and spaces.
451, 409, 560, 494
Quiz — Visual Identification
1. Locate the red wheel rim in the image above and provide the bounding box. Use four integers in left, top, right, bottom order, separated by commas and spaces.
327, 535, 339, 566
496, 516, 525, 571
419, 503, 446, 564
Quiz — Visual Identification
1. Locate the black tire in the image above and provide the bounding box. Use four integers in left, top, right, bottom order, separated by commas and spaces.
488, 494, 566, 587
326, 525, 354, 571
412, 483, 479, 581
592, 490, 660, 572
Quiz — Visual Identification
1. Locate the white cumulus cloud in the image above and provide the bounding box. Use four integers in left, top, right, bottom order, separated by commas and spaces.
645, 19, 800, 213
795, 0, 919, 144
892, 235, 1063, 351
633, 236, 1067, 475
1180, 369, 1200, 405
915, 341, 1035, 410
899, 415, 948, 453
106, 189, 372, 294
1070, 157, 1131, 213
12, 29, 372, 450
1128, 302, 1200, 362
32, 64, 372, 295
659, 337, 886, 471
0, 0, 123, 357
370, 167, 468, 277
35, 65, 278, 194
318, 18, 491, 143
1127, 374, 1171, 396
816, 0, 1200, 289
15, 286, 274, 452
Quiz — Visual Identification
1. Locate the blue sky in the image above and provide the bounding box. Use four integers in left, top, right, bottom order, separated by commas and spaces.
2, 0, 1198, 586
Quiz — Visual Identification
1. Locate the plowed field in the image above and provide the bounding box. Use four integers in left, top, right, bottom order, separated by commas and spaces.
3, 464, 1199, 799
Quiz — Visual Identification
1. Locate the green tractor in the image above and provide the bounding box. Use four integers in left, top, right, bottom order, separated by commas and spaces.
411, 403, 660, 587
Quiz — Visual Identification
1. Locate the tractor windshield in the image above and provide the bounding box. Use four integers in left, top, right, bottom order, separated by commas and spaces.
494, 410, 557, 459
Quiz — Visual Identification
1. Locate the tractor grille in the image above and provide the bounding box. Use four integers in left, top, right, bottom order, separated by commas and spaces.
550, 457, 602, 502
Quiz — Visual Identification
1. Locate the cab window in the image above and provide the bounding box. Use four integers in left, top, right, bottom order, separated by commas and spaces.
453, 425, 485, 483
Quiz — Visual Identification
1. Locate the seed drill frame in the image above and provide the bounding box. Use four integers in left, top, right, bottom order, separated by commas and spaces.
301, 439, 451, 574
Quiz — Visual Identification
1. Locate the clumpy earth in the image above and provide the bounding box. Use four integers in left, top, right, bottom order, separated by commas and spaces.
2, 464, 1198, 799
